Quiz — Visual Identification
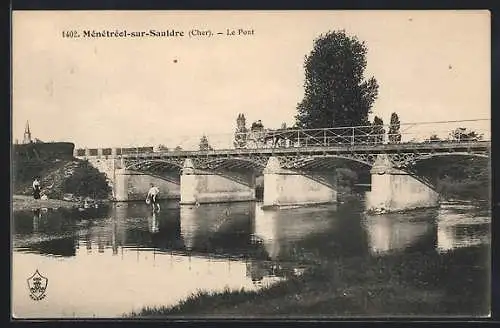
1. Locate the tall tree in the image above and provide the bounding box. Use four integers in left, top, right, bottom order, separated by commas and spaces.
371, 116, 385, 144
295, 30, 379, 129
388, 112, 401, 143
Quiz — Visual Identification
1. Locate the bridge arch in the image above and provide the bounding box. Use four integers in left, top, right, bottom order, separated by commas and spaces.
281, 154, 374, 170
125, 159, 183, 172
123, 169, 181, 185
400, 152, 490, 168
197, 156, 268, 171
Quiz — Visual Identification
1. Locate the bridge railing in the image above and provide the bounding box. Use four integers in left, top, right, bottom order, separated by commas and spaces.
230, 119, 490, 149
74, 119, 490, 156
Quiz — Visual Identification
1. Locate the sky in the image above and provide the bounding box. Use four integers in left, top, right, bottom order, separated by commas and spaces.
12, 10, 490, 149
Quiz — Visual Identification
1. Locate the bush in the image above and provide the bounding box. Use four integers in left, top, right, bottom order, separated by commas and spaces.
63, 160, 111, 199
336, 168, 358, 188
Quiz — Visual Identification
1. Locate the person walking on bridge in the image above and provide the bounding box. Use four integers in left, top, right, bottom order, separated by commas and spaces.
146, 183, 160, 211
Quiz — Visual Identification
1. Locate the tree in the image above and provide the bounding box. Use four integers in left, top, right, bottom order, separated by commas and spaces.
199, 135, 213, 151
295, 30, 379, 129
174, 146, 182, 151
449, 128, 483, 142
371, 116, 385, 144
63, 160, 110, 199
388, 112, 401, 143
249, 120, 265, 148
426, 134, 441, 143
156, 144, 168, 152
250, 120, 264, 131
234, 113, 248, 149
336, 168, 358, 188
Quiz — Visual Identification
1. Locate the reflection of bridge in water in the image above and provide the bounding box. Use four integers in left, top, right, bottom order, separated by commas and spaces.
12, 201, 490, 319
435, 205, 490, 253
363, 210, 438, 255
13, 201, 490, 274
362, 206, 490, 255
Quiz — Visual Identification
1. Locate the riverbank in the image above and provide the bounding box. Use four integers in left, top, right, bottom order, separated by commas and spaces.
12, 194, 79, 212
126, 245, 489, 318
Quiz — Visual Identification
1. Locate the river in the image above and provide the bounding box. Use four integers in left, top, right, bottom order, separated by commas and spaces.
11, 197, 490, 318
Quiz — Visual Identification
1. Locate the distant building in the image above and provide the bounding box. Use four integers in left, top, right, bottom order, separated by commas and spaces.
23, 121, 32, 144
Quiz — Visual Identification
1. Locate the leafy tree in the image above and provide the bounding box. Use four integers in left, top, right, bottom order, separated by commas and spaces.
429, 157, 489, 201
427, 134, 441, 142
250, 120, 264, 131
63, 160, 110, 199
156, 144, 168, 152
249, 120, 265, 147
295, 30, 379, 129
388, 112, 401, 143
336, 168, 358, 188
199, 135, 213, 151
449, 128, 483, 142
371, 116, 385, 144
174, 146, 183, 151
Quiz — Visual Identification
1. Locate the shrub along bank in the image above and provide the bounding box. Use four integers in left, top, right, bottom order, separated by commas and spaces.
14, 158, 111, 201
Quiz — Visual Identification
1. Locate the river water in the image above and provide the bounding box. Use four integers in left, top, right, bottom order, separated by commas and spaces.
12, 197, 490, 318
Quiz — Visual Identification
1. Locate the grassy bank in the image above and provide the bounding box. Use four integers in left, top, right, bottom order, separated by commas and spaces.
126, 246, 489, 318
14, 156, 111, 201
12, 194, 79, 212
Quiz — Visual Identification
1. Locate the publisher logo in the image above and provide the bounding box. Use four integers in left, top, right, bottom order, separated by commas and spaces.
27, 270, 48, 301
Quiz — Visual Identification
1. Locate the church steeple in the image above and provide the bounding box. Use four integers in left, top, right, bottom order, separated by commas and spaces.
23, 120, 32, 144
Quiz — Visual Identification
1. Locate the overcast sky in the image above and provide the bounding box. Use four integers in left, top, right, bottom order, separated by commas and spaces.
12, 10, 490, 148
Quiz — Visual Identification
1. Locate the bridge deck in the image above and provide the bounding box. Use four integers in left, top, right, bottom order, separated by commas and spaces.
113, 141, 490, 160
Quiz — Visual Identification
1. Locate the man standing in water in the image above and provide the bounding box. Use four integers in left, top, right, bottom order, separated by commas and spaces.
146, 183, 160, 211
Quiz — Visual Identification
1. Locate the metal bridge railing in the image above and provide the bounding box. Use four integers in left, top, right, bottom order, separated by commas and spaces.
76, 119, 490, 155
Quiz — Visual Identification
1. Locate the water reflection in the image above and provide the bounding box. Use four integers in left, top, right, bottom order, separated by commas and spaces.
14, 208, 81, 257
179, 202, 254, 256
13, 202, 489, 261
32, 208, 40, 233
252, 204, 339, 262
436, 206, 490, 253
362, 209, 438, 255
12, 200, 490, 318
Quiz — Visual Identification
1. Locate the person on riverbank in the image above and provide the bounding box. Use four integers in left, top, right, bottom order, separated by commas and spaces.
146, 183, 160, 211
32, 177, 41, 200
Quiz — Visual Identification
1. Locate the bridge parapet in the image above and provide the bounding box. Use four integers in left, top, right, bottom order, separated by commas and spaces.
74, 146, 156, 159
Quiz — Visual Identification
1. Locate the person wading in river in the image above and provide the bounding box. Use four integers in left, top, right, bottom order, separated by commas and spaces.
32, 177, 41, 200
146, 183, 160, 211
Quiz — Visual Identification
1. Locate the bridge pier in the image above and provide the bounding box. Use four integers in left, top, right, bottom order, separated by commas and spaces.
366, 154, 439, 213
114, 169, 180, 201
85, 156, 180, 202
262, 157, 337, 209
179, 159, 256, 205
114, 168, 130, 201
